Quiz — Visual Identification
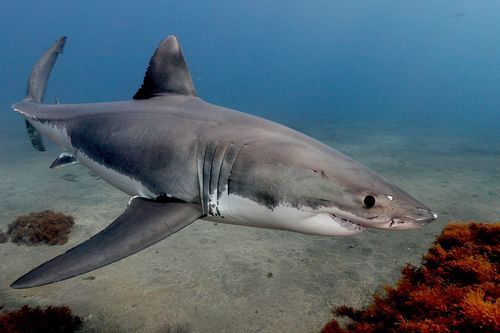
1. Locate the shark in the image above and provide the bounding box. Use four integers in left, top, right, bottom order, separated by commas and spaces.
10, 36, 437, 289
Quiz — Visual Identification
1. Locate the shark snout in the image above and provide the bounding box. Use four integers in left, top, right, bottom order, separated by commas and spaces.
390, 208, 438, 230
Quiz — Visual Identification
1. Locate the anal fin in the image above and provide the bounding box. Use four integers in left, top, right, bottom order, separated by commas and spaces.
11, 197, 202, 289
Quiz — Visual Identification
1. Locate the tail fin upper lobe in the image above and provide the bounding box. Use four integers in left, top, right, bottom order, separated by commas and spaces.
19, 36, 66, 151
26, 36, 66, 103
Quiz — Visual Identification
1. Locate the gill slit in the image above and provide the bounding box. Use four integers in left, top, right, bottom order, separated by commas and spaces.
208, 141, 220, 195
226, 144, 245, 196
215, 143, 231, 205
199, 144, 209, 214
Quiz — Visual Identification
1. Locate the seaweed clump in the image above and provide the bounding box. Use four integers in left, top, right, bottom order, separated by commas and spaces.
7, 210, 75, 245
321, 222, 499, 333
0, 305, 83, 333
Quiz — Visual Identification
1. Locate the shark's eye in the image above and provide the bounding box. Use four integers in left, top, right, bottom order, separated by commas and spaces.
363, 195, 376, 208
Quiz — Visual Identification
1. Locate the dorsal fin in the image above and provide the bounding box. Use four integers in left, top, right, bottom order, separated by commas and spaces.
133, 35, 196, 99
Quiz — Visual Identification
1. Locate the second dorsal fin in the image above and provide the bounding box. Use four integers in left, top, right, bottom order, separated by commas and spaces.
133, 35, 196, 99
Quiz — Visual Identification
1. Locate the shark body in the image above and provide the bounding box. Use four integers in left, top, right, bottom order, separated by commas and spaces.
10, 36, 437, 289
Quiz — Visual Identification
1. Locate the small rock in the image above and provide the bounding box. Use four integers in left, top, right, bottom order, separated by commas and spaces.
266, 272, 273, 278
0, 231, 8, 243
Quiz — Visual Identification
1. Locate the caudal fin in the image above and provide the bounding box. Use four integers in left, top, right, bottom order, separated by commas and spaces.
20, 36, 66, 151
25, 36, 66, 103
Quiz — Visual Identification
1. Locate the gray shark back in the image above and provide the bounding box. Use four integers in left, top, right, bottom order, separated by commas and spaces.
16, 94, 339, 205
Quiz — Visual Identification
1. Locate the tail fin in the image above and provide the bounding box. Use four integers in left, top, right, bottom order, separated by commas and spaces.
22, 36, 66, 151
25, 36, 66, 103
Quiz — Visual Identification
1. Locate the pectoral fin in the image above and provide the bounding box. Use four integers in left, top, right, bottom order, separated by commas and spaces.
11, 197, 202, 289
50, 152, 78, 169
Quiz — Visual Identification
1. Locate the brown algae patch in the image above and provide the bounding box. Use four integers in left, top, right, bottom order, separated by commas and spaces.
7, 210, 75, 245
0, 305, 83, 332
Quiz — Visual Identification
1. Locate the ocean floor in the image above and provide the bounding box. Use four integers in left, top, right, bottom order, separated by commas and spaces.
0, 114, 498, 333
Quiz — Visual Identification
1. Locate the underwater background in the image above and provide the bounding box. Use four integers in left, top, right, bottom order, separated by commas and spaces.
0, 1, 499, 332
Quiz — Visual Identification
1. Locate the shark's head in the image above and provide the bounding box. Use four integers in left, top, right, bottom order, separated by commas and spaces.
294, 141, 438, 231
296, 144, 438, 231
230, 134, 438, 233
307, 168, 439, 231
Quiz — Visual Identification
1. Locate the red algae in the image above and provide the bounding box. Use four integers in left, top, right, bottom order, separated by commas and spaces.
320, 222, 500, 333
7, 210, 75, 245
0, 305, 82, 333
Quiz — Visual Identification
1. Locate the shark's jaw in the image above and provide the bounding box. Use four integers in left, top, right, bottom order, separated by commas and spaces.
324, 206, 438, 231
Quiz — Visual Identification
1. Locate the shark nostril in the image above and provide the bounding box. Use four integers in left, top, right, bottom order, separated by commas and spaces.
390, 218, 403, 227
416, 209, 438, 221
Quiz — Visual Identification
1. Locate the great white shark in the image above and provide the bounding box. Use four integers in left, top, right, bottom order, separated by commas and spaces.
10, 36, 437, 289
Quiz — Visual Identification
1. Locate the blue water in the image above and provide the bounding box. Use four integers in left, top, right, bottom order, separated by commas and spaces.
0, 1, 499, 332
1, 1, 499, 131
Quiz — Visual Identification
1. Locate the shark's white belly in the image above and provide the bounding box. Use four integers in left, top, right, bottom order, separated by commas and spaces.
204, 192, 363, 236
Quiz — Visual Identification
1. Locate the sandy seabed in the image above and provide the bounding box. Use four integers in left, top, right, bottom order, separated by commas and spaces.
0, 117, 498, 333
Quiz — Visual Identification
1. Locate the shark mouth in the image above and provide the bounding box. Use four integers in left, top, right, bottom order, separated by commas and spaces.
327, 207, 395, 231
328, 213, 366, 232
328, 207, 437, 231
329, 211, 415, 230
